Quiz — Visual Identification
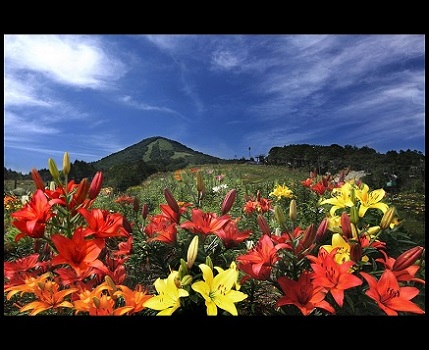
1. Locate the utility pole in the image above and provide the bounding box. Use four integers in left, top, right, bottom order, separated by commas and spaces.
248, 147, 251, 160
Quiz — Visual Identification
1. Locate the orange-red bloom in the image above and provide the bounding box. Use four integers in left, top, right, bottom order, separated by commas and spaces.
375, 250, 425, 285
360, 270, 425, 315
4, 254, 42, 288
113, 284, 152, 315
237, 234, 289, 282
215, 218, 252, 249
5, 272, 77, 315
180, 208, 231, 236
11, 189, 55, 241
78, 208, 130, 238
307, 247, 363, 307
51, 227, 105, 277
277, 271, 335, 315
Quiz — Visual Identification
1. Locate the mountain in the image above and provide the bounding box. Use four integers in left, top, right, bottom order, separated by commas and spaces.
91, 136, 225, 171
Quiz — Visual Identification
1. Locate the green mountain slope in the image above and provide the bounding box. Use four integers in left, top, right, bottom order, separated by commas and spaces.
92, 136, 224, 170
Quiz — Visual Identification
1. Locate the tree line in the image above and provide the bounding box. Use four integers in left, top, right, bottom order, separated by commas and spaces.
4, 143, 425, 193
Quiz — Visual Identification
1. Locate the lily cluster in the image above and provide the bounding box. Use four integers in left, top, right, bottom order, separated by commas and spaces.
3, 153, 425, 316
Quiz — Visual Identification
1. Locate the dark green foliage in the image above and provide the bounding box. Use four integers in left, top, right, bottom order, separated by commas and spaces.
91, 136, 225, 171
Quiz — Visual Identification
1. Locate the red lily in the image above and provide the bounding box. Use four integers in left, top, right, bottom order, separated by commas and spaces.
55, 265, 104, 288
215, 218, 252, 249
144, 214, 178, 244
236, 234, 289, 282
277, 271, 335, 315
180, 208, 230, 236
307, 247, 363, 307
4, 254, 42, 288
78, 208, 130, 238
301, 177, 314, 188
114, 236, 133, 258
243, 195, 272, 215
51, 227, 105, 277
11, 189, 55, 241
310, 181, 328, 195
375, 250, 425, 285
360, 270, 425, 315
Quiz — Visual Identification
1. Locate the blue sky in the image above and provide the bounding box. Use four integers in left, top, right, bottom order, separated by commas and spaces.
4, 34, 425, 174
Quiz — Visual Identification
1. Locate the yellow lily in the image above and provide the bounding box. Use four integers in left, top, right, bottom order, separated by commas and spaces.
143, 270, 189, 315
191, 262, 248, 316
269, 183, 294, 200
354, 183, 389, 217
320, 182, 355, 217
321, 233, 351, 264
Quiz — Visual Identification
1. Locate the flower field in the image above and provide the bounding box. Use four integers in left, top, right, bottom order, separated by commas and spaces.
3, 154, 425, 316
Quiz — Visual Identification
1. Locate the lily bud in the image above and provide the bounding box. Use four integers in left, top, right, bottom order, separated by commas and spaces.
104, 275, 117, 295
180, 274, 193, 286
75, 178, 90, 204
366, 226, 381, 236
196, 171, 205, 192
315, 218, 329, 243
221, 189, 237, 215
256, 190, 261, 202
133, 197, 140, 213
141, 203, 149, 220
349, 242, 362, 262
301, 223, 316, 249
274, 205, 286, 229
89, 171, 103, 200
31, 168, 46, 190
351, 223, 358, 240
92, 296, 100, 309
380, 206, 396, 230
163, 188, 180, 214
48, 158, 60, 183
349, 187, 356, 204
186, 235, 199, 269
289, 199, 297, 222
340, 212, 353, 239
349, 206, 359, 225
205, 256, 213, 271
257, 214, 271, 236
178, 258, 188, 279
393, 246, 424, 271
62, 152, 71, 176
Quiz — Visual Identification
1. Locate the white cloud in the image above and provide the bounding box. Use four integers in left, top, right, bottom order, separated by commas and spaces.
211, 49, 241, 70
4, 76, 56, 108
4, 35, 127, 89
118, 95, 191, 122
4, 111, 60, 139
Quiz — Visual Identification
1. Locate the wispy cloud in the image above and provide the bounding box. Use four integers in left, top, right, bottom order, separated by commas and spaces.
5, 35, 127, 90
118, 95, 191, 122
211, 49, 242, 70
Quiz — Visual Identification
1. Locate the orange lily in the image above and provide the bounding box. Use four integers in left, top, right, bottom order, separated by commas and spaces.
113, 284, 152, 315
180, 208, 231, 236
307, 247, 362, 307
236, 234, 289, 282
144, 214, 178, 244
277, 271, 335, 315
11, 189, 54, 241
215, 218, 252, 249
360, 270, 425, 315
78, 208, 130, 238
51, 227, 105, 277
5, 272, 77, 315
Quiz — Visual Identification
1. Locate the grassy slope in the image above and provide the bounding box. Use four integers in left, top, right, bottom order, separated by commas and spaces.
4, 164, 425, 242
